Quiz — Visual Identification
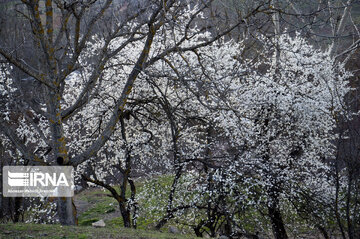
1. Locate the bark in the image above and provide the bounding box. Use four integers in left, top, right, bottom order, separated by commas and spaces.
194, 224, 203, 237
119, 202, 131, 228
268, 203, 288, 239
346, 173, 354, 239
318, 226, 330, 239
13, 197, 23, 223
48, 89, 77, 224
335, 152, 347, 239
82, 170, 135, 228
268, 190, 288, 239
154, 169, 182, 229
48, 91, 68, 163
57, 197, 77, 225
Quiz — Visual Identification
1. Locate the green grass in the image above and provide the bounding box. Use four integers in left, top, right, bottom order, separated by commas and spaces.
0, 176, 329, 238
75, 188, 116, 203
76, 176, 175, 230
0, 223, 197, 239
78, 199, 116, 226
0, 178, 197, 238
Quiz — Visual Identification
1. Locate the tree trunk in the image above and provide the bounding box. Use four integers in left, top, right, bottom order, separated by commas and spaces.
13, 197, 23, 222
194, 223, 204, 237
317, 225, 330, 239
268, 199, 288, 239
48, 90, 77, 225
57, 197, 77, 225
119, 202, 131, 228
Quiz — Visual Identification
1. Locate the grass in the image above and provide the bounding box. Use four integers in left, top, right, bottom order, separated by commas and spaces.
0, 176, 330, 238
0, 223, 197, 239
0, 179, 198, 238
76, 176, 174, 230
74, 176, 269, 236
77, 198, 116, 226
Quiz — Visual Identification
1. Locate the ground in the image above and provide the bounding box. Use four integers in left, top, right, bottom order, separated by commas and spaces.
0, 184, 198, 239
0, 223, 197, 239
0, 185, 334, 239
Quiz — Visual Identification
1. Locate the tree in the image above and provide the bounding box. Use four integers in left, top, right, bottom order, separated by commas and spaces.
137, 32, 352, 238
217, 33, 351, 238
0, 0, 272, 225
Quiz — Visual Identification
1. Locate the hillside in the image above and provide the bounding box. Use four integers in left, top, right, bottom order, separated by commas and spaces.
0, 223, 196, 239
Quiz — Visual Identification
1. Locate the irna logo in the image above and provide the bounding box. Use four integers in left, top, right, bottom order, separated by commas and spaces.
8, 171, 69, 187
2, 166, 74, 197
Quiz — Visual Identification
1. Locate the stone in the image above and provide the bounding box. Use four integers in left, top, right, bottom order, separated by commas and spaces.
92, 219, 106, 227
168, 225, 180, 234
74, 185, 83, 193
218, 235, 229, 239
